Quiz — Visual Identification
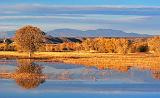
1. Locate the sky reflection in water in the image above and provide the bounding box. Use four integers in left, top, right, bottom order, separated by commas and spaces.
0, 59, 160, 98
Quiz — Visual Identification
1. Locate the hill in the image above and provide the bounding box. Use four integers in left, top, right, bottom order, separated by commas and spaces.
2, 29, 151, 38
48, 29, 151, 37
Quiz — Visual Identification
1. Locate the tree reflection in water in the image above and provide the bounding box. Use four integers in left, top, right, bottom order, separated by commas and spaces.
15, 59, 46, 89
152, 71, 160, 80
0, 59, 46, 89
151, 65, 160, 80
16, 59, 43, 74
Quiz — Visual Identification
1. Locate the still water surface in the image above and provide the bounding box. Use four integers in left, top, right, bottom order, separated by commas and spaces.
0, 59, 160, 98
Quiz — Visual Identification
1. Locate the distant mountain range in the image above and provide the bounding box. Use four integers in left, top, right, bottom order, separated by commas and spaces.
47, 29, 151, 37
1, 31, 15, 38
2, 29, 151, 38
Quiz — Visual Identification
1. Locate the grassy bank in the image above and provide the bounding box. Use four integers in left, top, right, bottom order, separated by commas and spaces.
0, 51, 157, 58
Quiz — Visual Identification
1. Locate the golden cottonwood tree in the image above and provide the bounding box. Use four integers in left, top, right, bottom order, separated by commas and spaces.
115, 38, 130, 54
14, 25, 45, 55
148, 36, 160, 54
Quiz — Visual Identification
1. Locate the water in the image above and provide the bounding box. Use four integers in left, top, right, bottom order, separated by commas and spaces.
0, 59, 160, 98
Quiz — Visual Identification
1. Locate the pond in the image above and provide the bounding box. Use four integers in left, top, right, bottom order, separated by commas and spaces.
0, 59, 160, 98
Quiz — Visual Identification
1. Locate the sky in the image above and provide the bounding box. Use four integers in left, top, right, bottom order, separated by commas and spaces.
0, 0, 160, 35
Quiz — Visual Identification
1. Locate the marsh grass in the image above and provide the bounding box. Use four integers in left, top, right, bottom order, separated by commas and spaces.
0, 51, 159, 72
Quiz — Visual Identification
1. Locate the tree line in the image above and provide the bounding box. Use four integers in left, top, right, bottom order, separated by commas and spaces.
0, 25, 159, 54
43, 36, 159, 54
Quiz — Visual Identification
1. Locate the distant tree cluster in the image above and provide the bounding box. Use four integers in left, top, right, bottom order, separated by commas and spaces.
81, 38, 130, 54
42, 37, 160, 54
0, 39, 14, 51
1, 36, 160, 54
128, 38, 149, 53
43, 37, 149, 54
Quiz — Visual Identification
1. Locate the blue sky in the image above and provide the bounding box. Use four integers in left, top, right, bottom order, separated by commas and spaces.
1, 0, 160, 6
0, 0, 160, 35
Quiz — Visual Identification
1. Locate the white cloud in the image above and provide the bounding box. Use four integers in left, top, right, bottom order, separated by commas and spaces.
0, 4, 159, 35
0, 4, 160, 16
0, 24, 18, 31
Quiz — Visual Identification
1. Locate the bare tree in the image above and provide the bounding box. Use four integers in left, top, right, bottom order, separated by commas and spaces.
14, 25, 45, 57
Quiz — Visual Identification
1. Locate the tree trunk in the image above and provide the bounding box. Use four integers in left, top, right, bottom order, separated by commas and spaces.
29, 52, 31, 58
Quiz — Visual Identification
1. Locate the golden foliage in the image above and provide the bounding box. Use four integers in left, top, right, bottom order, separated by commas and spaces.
80, 38, 130, 54
14, 25, 45, 52
0, 26, 159, 55
148, 36, 160, 54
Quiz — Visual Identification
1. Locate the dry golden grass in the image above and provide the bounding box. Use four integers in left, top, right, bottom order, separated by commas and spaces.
0, 51, 160, 80
55, 53, 160, 70
0, 51, 160, 71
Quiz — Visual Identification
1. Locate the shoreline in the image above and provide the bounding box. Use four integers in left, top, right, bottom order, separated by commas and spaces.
0, 51, 158, 59
0, 51, 160, 75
